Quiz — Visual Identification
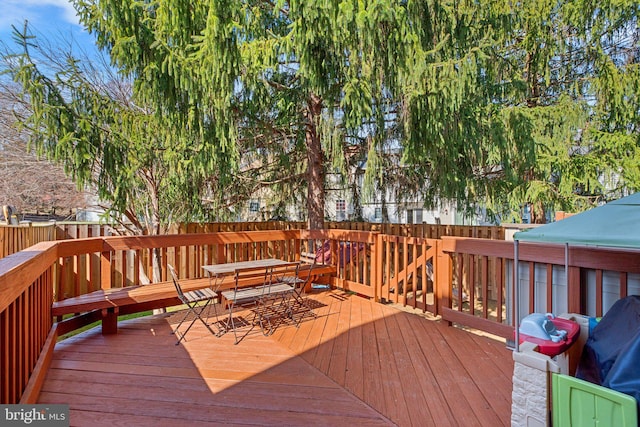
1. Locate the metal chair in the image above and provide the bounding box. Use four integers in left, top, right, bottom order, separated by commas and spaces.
221, 263, 299, 344
257, 262, 300, 330
220, 266, 270, 344
168, 264, 218, 345
282, 261, 319, 321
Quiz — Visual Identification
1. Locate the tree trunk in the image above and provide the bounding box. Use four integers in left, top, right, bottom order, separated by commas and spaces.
530, 201, 547, 224
146, 176, 166, 313
305, 93, 325, 230
350, 166, 364, 221
382, 197, 389, 223
350, 180, 362, 221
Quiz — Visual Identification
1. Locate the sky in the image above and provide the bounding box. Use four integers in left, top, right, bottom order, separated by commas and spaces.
0, 0, 98, 56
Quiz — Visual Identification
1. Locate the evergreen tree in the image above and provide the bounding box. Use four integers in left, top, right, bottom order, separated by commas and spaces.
5, 0, 639, 230
70, 0, 413, 228
400, 0, 640, 222
2, 27, 211, 236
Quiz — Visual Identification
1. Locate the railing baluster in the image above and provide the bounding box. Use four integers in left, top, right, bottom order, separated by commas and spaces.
546, 264, 553, 312
528, 262, 535, 314
596, 269, 603, 317
620, 272, 628, 298
496, 258, 504, 323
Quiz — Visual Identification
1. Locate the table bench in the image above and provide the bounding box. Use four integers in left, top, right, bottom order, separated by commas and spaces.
52, 262, 336, 335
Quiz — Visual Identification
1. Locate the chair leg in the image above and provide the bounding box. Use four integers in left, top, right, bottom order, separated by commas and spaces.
225, 301, 258, 345
285, 293, 302, 328
172, 307, 194, 335
172, 300, 217, 345
193, 301, 218, 335
225, 303, 238, 344
291, 291, 317, 324
210, 294, 224, 336
172, 306, 197, 344
252, 296, 277, 336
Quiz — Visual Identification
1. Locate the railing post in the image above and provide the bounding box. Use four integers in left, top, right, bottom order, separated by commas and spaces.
372, 232, 383, 303
101, 249, 112, 290
435, 239, 452, 320
217, 243, 225, 264
294, 237, 302, 262
567, 266, 581, 313
329, 239, 338, 268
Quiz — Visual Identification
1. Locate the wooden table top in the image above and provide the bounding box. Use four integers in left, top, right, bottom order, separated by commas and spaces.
202, 258, 291, 276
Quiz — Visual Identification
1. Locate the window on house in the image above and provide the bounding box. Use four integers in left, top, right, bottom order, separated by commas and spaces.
336, 199, 346, 221
415, 209, 423, 224
249, 200, 260, 213
406, 209, 413, 224
374, 207, 382, 220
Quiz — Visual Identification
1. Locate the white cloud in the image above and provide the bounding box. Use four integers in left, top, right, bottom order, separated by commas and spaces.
2, 0, 80, 28
1, 0, 101, 58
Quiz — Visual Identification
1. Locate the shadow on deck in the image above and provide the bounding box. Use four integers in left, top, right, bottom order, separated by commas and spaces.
39, 290, 513, 426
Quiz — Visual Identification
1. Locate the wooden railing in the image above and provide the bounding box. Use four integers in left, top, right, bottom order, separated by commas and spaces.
56, 230, 306, 299
3, 222, 501, 302
0, 223, 57, 258
440, 236, 640, 339
376, 234, 439, 313
0, 221, 503, 256
0, 241, 58, 404
302, 229, 378, 298
3, 227, 637, 404
178, 221, 504, 240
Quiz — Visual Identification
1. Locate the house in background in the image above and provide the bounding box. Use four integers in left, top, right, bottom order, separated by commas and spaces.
234, 155, 496, 225
230, 142, 504, 225
322, 160, 489, 225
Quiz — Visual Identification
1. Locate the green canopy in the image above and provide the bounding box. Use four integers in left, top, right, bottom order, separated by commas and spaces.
514, 193, 640, 249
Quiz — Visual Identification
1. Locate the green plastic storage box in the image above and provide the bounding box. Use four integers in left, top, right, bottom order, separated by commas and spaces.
552, 373, 637, 426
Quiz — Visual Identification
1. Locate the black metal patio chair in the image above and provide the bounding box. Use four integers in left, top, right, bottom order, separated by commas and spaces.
168, 264, 218, 345
281, 259, 319, 321
221, 263, 299, 344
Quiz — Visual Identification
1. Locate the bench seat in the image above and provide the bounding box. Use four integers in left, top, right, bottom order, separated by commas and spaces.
52, 262, 336, 334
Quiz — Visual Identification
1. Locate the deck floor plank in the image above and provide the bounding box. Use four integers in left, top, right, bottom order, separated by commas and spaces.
345, 292, 364, 398
384, 306, 437, 427
394, 314, 455, 426
360, 295, 388, 418
450, 329, 513, 417
38, 290, 513, 426
371, 301, 413, 426
412, 313, 498, 426
325, 293, 353, 385
306, 291, 343, 372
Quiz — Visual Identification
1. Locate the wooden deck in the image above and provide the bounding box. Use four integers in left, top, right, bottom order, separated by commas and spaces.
38, 290, 514, 426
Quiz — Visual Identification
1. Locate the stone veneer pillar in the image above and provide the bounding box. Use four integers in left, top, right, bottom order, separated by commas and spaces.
511, 341, 563, 427
510, 314, 588, 426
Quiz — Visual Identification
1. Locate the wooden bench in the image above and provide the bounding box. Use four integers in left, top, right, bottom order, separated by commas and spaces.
52, 262, 335, 335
